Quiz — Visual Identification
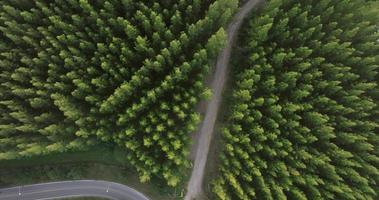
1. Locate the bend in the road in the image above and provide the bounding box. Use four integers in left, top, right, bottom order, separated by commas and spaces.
0, 180, 150, 200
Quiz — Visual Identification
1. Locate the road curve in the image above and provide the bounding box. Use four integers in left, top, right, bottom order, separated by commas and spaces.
0, 180, 150, 200
185, 0, 263, 199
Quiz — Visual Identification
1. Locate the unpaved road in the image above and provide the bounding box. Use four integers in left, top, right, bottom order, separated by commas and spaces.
0, 180, 150, 200
185, 0, 263, 199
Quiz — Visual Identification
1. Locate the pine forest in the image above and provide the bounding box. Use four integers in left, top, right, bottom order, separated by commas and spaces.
0, 0, 238, 186
213, 0, 379, 199
0, 0, 378, 199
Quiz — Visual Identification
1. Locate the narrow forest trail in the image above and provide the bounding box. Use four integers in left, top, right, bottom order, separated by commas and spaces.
185, 0, 263, 199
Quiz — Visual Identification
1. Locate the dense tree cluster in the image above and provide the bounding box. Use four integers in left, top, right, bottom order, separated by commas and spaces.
213, 0, 379, 199
0, 0, 238, 186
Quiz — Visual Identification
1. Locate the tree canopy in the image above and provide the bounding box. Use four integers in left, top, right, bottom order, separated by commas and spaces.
0, 0, 238, 186
213, 0, 379, 199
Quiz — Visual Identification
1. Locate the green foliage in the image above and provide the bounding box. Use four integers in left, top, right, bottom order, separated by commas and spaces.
0, 0, 238, 186
214, 0, 379, 199
201, 88, 213, 100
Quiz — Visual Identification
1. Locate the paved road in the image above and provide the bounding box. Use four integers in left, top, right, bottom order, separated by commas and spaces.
184, 0, 263, 199
0, 180, 150, 200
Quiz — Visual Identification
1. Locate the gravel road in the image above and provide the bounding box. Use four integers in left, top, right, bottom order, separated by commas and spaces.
184, 0, 263, 199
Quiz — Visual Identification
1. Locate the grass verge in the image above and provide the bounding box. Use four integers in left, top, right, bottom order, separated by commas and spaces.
0, 144, 183, 200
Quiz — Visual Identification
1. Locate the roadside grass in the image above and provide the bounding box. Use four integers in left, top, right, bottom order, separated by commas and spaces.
0, 144, 182, 200
0, 145, 125, 167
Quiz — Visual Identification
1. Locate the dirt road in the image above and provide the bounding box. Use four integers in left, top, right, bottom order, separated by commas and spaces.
184, 0, 263, 199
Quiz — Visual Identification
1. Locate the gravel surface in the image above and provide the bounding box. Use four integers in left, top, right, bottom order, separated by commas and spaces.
184, 1, 263, 199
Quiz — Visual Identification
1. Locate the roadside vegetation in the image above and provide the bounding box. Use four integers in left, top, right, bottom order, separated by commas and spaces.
212, 0, 379, 199
0, 0, 239, 187
0, 145, 182, 200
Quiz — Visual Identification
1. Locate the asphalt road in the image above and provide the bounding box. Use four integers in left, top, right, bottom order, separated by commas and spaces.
184, 0, 263, 199
0, 180, 150, 200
